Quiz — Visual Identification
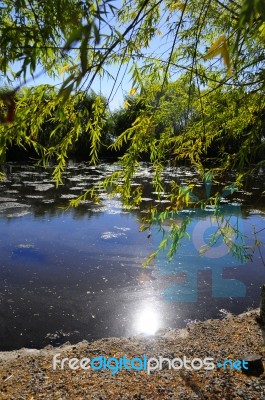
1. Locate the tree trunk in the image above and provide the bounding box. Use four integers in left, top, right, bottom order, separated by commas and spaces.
260, 284, 265, 324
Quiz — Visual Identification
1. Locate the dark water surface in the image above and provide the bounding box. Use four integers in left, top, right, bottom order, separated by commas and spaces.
0, 162, 265, 350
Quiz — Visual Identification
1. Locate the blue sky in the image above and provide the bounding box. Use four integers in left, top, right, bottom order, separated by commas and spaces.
22, 64, 133, 111
4, 2, 183, 111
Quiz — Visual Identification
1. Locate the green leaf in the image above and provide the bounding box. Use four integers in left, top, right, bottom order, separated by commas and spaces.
64, 26, 84, 50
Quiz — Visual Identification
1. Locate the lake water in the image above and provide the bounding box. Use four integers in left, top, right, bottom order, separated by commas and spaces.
0, 162, 265, 350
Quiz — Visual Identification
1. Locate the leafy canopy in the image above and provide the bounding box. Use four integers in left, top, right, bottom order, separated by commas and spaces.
0, 0, 265, 261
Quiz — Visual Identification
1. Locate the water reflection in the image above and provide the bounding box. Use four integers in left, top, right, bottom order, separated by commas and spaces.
152, 207, 260, 302
191, 215, 236, 259
135, 306, 160, 335
0, 162, 264, 350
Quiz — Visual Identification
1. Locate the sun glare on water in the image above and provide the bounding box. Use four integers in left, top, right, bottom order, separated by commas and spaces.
135, 307, 159, 335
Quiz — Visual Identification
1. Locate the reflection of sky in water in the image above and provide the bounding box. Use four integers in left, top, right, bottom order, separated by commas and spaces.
0, 163, 265, 350
152, 209, 265, 302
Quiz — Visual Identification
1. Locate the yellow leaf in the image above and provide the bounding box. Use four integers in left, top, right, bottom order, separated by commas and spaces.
259, 22, 265, 42
123, 100, 130, 109
59, 63, 70, 74
170, 3, 186, 12
205, 35, 232, 76
129, 88, 136, 96
205, 35, 226, 59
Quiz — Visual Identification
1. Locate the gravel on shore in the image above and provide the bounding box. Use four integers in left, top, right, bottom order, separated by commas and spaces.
1, 309, 265, 399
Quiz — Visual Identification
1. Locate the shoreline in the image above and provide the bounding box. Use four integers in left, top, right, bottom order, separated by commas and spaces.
1, 308, 265, 399
0, 308, 261, 357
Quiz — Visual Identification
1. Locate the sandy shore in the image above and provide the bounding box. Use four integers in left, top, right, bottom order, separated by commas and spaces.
1, 309, 265, 399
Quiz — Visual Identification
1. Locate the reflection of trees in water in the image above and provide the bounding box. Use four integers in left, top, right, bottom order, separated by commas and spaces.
0, 163, 265, 225
0, 163, 108, 219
